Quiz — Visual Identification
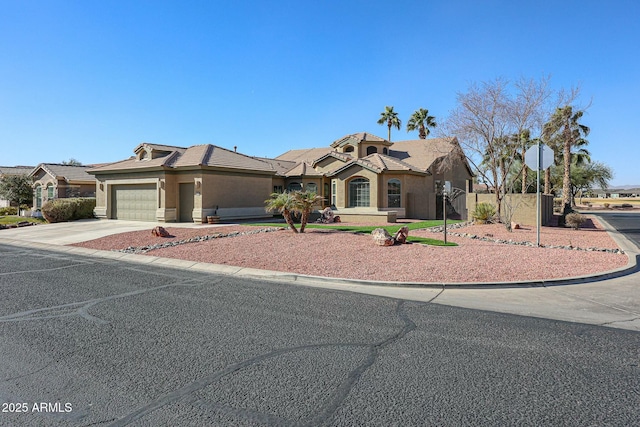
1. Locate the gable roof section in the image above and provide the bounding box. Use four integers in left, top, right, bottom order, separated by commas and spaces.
89, 144, 275, 174
330, 132, 390, 148
281, 162, 324, 177
275, 146, 334, 164
326, 153, 429, 177
311, 151, 352, 167
29, 164, 95, 182
388, 137, 467, 173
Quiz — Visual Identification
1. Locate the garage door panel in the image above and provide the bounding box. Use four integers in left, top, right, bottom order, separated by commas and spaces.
112, 184, 157, 221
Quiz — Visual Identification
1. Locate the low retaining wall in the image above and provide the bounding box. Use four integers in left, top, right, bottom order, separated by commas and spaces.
466, 193, 553, 226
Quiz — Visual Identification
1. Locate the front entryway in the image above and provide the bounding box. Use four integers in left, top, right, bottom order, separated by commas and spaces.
179, 183, 195, 222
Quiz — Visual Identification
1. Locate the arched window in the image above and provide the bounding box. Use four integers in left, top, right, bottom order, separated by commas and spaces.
306, 183, 318, 193
388, 179, 401, 208
287, 182, 303, 192
344, 145, 354, 153
366, 146, 377, 155
349, 178, 370, 207
35, 185, 42, 209
383, 147, 389, 155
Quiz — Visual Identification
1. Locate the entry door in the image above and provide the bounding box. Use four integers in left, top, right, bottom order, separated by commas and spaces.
179, 183, 195, 222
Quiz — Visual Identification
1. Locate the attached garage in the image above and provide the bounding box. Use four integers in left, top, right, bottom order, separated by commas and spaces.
111, 184, 157, 221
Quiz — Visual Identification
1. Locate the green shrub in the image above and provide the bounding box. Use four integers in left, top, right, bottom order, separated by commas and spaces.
0, 206, 18, 215
472, 202, 496, 223
565, 212, 586, 230
41, 198, 96, 223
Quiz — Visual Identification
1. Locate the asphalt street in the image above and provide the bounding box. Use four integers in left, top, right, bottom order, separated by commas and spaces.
1, 244, 638, 426
594, 211, 640, 249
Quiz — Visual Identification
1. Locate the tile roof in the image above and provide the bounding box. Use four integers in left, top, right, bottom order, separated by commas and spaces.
330, 132, 389, 148
388, 137, 463, 172
275, 147, 334, 163
0, 166, 35, 175
282, 162, 324, 177
89, 144, 275, 174
30, 164, 96, 182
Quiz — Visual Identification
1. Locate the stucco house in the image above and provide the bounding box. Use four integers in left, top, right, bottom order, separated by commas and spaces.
270, 132, 474, 221
29, 163, 97, 209
89, 143, 276, 222
0, 166, 34, 208
89, 133, 474, 223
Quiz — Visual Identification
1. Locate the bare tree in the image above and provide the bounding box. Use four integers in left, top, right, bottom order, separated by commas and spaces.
443, 76, 552, 219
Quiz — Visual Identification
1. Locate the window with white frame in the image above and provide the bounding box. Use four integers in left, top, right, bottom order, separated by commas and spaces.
349, 178, 370, 207
331, 179, 337, 206
388, 179, 401, 208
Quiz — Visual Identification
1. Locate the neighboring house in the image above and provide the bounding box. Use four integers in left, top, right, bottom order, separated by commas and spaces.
88, 143, 276, 222
89, 133, 474, 223
0, 166, 34, 207
30, 163, 97, 209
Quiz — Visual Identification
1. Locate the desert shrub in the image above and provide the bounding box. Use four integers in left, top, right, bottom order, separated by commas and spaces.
621, 203, 633, 208
41, 198, 96, 223
72, 198, 96, 219
472, 202, 496, 223
604, 202, 610, 209
565, 212, 586, 230
0, 206, 18, 215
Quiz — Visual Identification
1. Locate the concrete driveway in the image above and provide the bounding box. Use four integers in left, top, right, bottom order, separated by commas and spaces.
0, 218, 231, 245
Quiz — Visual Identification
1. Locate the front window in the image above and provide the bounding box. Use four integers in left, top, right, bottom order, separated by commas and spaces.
388, 179, 401, 208
47, 184, 54, 199
287, 182, 302, 192
273, 185, 283, 194
349, 178, 370, 207
331, 180, 337, 206
35, 186, 42, 208
306, 183, 318, 194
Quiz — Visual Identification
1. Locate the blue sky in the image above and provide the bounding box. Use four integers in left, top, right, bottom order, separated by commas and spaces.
1, 0, 638, 186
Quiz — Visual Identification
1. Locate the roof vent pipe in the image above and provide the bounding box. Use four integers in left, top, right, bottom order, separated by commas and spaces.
234, 146, 237, 152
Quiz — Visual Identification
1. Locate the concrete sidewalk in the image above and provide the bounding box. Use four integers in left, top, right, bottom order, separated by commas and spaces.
1, 217, 639, 331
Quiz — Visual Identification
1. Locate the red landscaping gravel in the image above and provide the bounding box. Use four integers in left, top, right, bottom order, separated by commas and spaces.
71, 216, 629, 283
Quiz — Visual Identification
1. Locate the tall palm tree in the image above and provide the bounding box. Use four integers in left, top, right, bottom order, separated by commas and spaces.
264, 192, 298, 233
406, 108, 437, 139
377, 106, 402, 141
543, 106, 590, 213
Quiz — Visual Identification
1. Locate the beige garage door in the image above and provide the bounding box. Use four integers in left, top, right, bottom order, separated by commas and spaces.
112, 184, 157, 221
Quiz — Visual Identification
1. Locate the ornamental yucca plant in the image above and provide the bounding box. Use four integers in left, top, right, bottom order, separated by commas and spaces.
472, 202, 497, 223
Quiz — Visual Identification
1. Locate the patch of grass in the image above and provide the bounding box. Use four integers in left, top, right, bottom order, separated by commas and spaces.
0, 216, 47, 225
246, 220, 460, 246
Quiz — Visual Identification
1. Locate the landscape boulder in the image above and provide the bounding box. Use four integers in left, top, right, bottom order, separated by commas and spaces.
393, 226, 409, 244
372, 228, 395, 246
151, 226, 170, 237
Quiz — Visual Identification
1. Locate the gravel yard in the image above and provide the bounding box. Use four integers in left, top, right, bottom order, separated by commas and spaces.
71, 215, 629, 283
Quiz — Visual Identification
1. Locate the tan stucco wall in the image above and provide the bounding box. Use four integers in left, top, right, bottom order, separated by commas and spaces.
403, 174, 433, 219
466, 193, 554, 226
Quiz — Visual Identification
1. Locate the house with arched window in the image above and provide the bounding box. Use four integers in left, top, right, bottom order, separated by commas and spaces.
89, 132, 474, 223
29, 163, 97, 209
272, 132, 474, 221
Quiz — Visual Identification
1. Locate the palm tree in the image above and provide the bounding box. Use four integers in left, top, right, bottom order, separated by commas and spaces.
543, 106, 590, 213
406, 108, 437, 139
293, 191, 324, 233
264, 192, 298, 233
377, 106, 402, 141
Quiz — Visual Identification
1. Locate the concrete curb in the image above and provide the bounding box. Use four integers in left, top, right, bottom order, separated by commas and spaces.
1, 213, 637, 289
